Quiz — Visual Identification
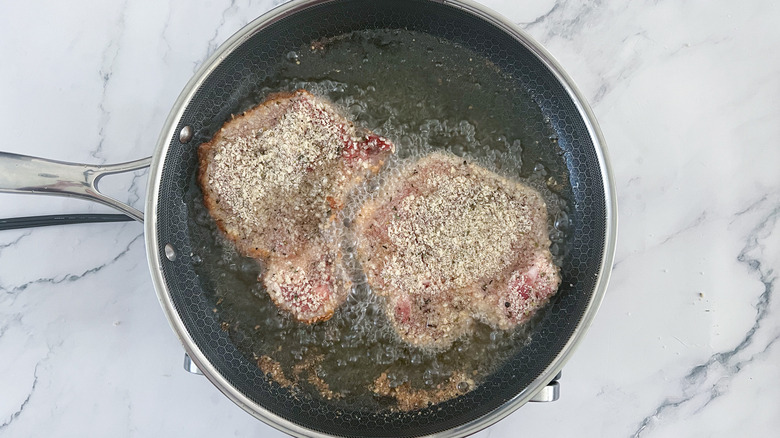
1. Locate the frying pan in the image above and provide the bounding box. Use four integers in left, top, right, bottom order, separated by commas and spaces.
0, 0, 617, 436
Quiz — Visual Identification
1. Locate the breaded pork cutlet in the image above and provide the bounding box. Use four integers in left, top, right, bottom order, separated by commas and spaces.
199, 90, 393, 322
354, 152, 560, 349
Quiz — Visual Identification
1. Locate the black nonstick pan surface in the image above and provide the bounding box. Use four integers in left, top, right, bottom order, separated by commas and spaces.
145, 0, 615, 436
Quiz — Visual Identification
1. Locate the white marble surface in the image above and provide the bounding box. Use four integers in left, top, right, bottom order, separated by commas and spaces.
1, 0, 778, 436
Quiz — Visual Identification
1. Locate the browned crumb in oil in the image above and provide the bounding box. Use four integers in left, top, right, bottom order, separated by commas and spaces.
372, 371, 474, 411
294, 354, 342, 400
292, 354, 320, 379
259, 354, 343, 400
258, 355, 294, 388
307, 373, 342, 400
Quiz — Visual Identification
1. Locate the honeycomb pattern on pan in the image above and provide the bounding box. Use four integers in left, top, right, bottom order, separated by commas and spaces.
155, 0, 608, 436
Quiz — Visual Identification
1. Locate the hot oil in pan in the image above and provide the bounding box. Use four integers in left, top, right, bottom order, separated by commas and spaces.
187, 29, 572, 410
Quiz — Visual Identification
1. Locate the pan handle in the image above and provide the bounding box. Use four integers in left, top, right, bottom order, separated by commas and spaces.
0, 152, 151, 223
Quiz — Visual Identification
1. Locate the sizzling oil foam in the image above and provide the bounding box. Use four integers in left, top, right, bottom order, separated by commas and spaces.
186, 29, 572, 410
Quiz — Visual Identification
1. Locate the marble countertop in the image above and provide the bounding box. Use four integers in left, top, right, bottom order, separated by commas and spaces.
1, 0, 778, 436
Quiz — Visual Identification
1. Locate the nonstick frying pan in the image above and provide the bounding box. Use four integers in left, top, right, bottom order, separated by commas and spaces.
0, 0, 617, 436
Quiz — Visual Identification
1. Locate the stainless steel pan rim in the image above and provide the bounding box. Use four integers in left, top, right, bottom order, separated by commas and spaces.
145, 0, 617, 436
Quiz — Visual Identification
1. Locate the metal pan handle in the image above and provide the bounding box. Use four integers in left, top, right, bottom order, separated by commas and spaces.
0, 152, 151, 222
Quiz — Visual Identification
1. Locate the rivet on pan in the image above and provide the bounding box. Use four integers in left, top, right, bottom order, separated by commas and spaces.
179, 125, 193, 144
164, 243, 177, 261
